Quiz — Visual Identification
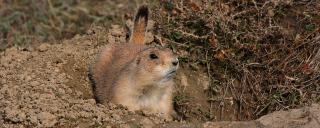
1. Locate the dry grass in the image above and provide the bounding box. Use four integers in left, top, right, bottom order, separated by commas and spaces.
152, 0, 320, 120
0, 0, 137, 50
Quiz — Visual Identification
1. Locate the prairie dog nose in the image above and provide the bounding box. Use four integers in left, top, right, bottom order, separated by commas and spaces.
172, 58, 179, 66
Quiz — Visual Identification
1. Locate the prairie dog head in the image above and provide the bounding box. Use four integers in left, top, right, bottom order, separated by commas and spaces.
129, 5, 178, 84
135, 47, 179, 84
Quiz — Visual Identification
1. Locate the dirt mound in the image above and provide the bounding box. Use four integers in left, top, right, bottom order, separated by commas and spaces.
0, 26, 172, 127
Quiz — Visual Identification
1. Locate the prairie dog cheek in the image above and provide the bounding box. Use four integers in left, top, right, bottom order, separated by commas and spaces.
154, 65, 169, 77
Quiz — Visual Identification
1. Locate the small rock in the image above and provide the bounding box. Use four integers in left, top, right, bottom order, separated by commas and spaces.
119, 124, 130, 128
111, 25, 120, 29
83, 40, 92, 46
87, 99, 96, 104
73, 34, 81, 40
38, 44, 50, 52
111, 29, 123, 36
28, 113, 39, 124
37, 112, 57, 127
110, 25, 123, 36
119, 36, 126, 43
24, 75, 32, 81
140, 118, 155, 128
107, 34, 116, 44
5, 109, 26, 123
111, 113, 121, 121
57, 88, 65, 95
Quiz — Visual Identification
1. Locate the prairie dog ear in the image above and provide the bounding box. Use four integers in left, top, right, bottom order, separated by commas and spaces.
129, 5, 149, 45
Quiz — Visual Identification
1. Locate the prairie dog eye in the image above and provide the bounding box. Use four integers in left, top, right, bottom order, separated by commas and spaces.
149, 53, 158, 60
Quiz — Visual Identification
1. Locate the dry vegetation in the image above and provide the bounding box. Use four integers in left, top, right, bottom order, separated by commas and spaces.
0, 0, 136, 50
152, 0, 320, 120
0, 0, 319, 123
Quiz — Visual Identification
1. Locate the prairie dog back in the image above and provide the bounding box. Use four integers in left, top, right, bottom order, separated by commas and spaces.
90, 5, 179, 119
91, 43, 148, 103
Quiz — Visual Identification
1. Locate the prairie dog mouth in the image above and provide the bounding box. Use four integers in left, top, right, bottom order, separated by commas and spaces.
164, 70, 176, 78
158, 69, 177, 83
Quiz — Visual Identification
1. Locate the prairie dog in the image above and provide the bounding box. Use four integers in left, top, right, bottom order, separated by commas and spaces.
90, 5, 179, 119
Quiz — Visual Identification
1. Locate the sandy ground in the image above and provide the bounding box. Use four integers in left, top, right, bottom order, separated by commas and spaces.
0, 24, 320, 127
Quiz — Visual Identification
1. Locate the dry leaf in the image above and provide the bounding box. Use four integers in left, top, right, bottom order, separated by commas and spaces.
189, 2, 200, 11
214, 50, 226, 61
209, 35, 218, 48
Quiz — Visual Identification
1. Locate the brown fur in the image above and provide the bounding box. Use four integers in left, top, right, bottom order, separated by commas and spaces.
90, 5, 178, 119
